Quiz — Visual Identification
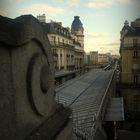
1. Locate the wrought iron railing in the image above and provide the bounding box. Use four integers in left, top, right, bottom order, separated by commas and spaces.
132, 69, 140, 74
121, 43, 140, 48
120, 82, 140, 88
50, 41, 81, 48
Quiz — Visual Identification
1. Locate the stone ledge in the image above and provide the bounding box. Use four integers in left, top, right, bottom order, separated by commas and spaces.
0, 15, 46, 46
25, 105, 72, 140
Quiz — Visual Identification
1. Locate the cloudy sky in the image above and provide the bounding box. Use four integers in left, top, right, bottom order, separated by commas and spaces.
1, 0, 140, 54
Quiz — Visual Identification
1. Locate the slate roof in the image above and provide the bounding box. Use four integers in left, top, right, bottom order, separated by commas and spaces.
126, 27, 140, 37
71, 16, 83, 32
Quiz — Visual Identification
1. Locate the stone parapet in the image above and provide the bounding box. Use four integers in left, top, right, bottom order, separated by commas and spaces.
0, 15, 72, 140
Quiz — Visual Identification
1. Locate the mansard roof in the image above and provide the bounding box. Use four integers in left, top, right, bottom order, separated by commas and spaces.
126, 28, 140, 37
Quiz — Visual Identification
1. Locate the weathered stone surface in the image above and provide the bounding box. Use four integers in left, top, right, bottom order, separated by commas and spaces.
0, 15, 72, 140
25, 105, 72, 140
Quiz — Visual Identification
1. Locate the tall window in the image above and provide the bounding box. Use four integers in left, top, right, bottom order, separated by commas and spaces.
134, 75, 138, 84
133, 50, 138, 58
133, 95, 139, 110
133, 38, 138, 47
54, 36, 56, 43
62, 39, 64, 44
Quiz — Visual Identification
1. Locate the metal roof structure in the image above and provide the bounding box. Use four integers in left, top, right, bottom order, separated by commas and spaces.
55, 69, 115, 139
55, 70, 76, 78
104, 97, 124, 121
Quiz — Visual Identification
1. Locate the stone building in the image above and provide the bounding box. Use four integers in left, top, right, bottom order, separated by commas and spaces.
98, 53, 110, 64
71, 16, 84, 73
84, 52, 111, 66
90, 51, 98, 65
37, 15, 84, 73
36, 14, 46, 23
84, 53, 90, 65
120, 18, 140, 119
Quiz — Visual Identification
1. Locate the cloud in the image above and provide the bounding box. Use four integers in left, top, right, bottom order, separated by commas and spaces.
84, 35, 120, 54
57, 0, 80, 6
21, 4, 64, 15
0, 0, 16, 17
14, 0, 25, 2
58, 0, 80, 6
68, 0, 80, 6
85, 32, 109, 38
99, 42, 120, 46
7, 0, 26, 3
95, 13, 107, 17
85, 44, 119, 54
87, 0, 130, 8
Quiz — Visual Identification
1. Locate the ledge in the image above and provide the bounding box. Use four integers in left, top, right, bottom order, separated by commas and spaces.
25, 105, 72, 140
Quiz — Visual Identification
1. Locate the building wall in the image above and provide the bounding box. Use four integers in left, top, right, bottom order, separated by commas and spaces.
46, 22, 84, 72
47, 33, 83, 71
120, 48, 133, 83
84, 52, 112, 66
84, 54, 90, 65
120, 37, 140, 115
90, 51, 98, 65
98, 54, 110, 64
36, 14, 46, 23
37, 15, 84, 74
120, 19, 140, 117
121, 36, 140, 84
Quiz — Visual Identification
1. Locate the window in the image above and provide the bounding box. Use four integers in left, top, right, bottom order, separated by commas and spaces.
133, 101, 139, 110
62, 39, 64, 44
134, 75, 138, 84
133, 38, 138, 47
133, 95, 139, 110
133, 50, 138, 58
54, 36, 56, 43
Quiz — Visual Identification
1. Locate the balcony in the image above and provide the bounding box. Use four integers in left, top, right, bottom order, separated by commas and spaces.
133, 56, 140, 62
133, 56, 140, 59
50, 41, 75, 50
121, 43, 140, 49
73, 40, 82, 47
120, 82, 140, 89
132, 69, 140, 75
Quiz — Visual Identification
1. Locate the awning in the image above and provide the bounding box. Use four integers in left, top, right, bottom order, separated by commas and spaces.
104, 97, 124, 121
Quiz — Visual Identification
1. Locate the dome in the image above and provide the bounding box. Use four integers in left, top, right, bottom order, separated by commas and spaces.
121, 20, 130, 32
71, 16, 83, 33
124, 20, 129, 26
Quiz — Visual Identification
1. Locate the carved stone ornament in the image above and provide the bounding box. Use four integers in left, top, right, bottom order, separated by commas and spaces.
0, 15, 56, 139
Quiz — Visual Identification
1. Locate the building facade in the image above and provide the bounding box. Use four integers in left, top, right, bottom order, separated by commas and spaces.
120, 18, 140, 119
98, 53, 110, 64
37, 14, 46, 23
84, 53, 90, 65
37, 15, 84, 73
90, 51, 98, 65
84, 52, 112, 66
